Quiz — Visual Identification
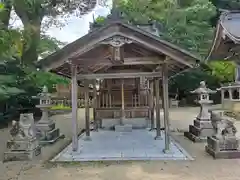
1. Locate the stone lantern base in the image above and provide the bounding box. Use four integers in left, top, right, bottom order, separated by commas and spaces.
36, 122, 65, 145
205, 136, 240, 159
184, 118, 214, 142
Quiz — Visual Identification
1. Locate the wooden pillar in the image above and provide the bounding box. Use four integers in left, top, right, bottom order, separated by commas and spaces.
108, 80, 112, 107
221, 89, 224, 108
120, 79, 125, 125
109, 93, 112, 107
134, 94, 137, 107
162, 63, 170, 152
106, 90, 109, 107
84, 80, 91, 139
155, 78, 161, 139
137, 78, 140, 106
149, 80, 155, 130
71, 65, 78, 151
93, 79, 97, 131
229, 89, 233, 100
102, 93, 105, 107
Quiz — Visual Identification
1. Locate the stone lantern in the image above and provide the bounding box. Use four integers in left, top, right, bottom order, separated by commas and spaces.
33, 86, 64, 144
184, 81, 217, 142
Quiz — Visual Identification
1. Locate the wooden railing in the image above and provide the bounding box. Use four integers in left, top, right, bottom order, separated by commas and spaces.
51, 98, 93, 108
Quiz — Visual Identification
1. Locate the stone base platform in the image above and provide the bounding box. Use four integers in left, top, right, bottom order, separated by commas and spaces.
205, 136, 240, 159
3, 146, 41, 162
184, 120, 214, 143
39, 133, 65, 145
102, 118, 148, 129
184, 131, 206, 142
115, 124, 132, 132
51, 129, 193, 162
205, 146, 240, 159
36, 121, 56, 131
36, 124, 65, 145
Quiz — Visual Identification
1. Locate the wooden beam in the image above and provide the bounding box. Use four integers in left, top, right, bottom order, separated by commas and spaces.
118, 32, 195, 67
71, 57, 163, 66
77, 72, 162, 80
42, 29, 121, 71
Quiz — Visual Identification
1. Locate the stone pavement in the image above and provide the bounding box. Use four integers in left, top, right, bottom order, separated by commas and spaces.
53, 130, 191, 161
1, 107, 240, 180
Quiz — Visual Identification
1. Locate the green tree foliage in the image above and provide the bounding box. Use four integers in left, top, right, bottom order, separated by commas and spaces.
0, 1, 70, 113
119, 0, 216, 57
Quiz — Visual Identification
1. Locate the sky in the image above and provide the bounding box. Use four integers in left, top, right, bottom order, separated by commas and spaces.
46, 5, 110, 43
11, 4, 110, 44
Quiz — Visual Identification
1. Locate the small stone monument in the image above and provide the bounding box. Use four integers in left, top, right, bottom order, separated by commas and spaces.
3, 113, 41, 161
184, 81, 217, 142
205, 110, 240, 159
33, 85, 64, 144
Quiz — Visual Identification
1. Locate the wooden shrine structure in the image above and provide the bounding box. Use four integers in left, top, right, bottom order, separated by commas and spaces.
37, 8, 199, 152
207, 11, 240, 61
207, 11, 240, 112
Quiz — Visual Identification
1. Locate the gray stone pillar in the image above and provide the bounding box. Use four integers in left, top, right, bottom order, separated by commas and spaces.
155, 78, 161, 139
84, 80, 91, 140
162, 63, 170, 152
120, 79, 125, 125
71, 65, 78, 151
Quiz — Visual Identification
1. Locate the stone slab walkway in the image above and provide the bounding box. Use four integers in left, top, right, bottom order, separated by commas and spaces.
53, 129, 192, 161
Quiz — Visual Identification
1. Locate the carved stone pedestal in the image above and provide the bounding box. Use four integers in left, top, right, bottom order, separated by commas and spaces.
184, 119, 214, 142
205, 136, 240, 159
36, 121, 64, 145
4, 138, 41, 161
205, 110, 240, 159
3, 113, 41, 162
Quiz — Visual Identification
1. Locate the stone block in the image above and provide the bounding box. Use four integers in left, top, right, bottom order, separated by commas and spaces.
6, 138, 39, 151
207, 136, 239, 152
205, 145, 240, 159
194, 120, 213, 129
189, 125, 214, 137
36, 122, 55, 131
36, 128, 64, 145
184, 131, 206, 142
115, 124, 132, 132
3, 146, 41, 162
184, 124, 214, 142
102, 118, 147, 129
123, 118, 147, 129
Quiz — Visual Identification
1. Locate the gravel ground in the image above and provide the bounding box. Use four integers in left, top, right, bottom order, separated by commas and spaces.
1, 107, 240, 180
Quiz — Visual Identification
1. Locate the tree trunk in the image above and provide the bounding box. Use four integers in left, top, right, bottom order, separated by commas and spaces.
13, 1, 44, 64
21, 21, 41, 64
0, 0, 12, 28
